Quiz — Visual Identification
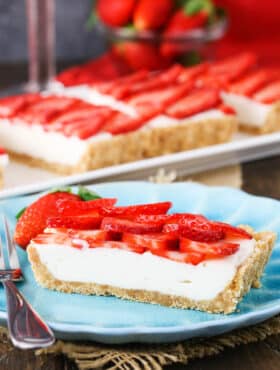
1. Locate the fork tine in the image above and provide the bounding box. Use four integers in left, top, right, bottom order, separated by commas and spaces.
0, 236, 5, 270
3, 216, 20, 270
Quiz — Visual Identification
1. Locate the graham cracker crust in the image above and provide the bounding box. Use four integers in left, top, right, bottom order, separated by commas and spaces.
27, 227, 275, 314
7, 116, 237, 175
239, 102, 280, 135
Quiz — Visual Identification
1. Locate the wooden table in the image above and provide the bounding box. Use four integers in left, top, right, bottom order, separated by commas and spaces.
0, 65, 280, 370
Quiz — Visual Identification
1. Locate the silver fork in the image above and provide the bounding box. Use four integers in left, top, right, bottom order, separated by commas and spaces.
0, 215, 55, 349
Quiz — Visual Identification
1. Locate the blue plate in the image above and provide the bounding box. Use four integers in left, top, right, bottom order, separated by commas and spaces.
0, 182, 279, 344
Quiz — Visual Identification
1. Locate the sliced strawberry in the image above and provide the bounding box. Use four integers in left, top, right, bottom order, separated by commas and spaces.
101, 217, 162, 234
45, 228, 111, 244
178, 63, 209, 83
213, 222, 252, 240
128, 82, 194, 116
46, 215, 103, 230
166, 88, 221, 118
19, 96, 77, 124
60, 116, 109, 139
218, 104, 236, 115
253, 81, 280, 104
209, 53, 257, 82
95, 70, 149, 95
112, 65, 183, 100
98, 241, 145, 254
152, 249, 204, 265
0, 94, 40, 118
101, 202, 172, 218
14, 192, 80, 248
163, 219, 225, 242
180, 238, 239, 258
135, 213, 207, 226
103, 112, 149, 135
229, 69, 280, 96
122, 232, 178, 252
57, 198, 117, 216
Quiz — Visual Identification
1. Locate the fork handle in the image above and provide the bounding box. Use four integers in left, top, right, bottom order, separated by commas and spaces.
3, 280, 55, 349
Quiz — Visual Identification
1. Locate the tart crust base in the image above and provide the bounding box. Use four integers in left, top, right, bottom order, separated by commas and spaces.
239, 102, 280, 135
6, 116, 237, 175
27, 227, 276, 314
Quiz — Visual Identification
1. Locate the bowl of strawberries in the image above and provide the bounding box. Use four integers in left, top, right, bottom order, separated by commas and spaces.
93, 0, 227, 69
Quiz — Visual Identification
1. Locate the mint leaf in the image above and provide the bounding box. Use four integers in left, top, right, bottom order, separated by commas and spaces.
16, 207, 26, 220
78, 186, 102, 201
49, 187, 72, 194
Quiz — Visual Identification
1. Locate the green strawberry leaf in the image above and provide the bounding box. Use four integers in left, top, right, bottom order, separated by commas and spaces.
185, 0, 206, 15
78, 186, 102, 201
16, 207, 26, 220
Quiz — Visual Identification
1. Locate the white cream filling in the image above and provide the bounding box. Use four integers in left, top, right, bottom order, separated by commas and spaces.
0, 119, 89, 166
32, 238, 255, 301
49, 84, 137, 117
221, 92, 271, 127
0, 153, 8, 167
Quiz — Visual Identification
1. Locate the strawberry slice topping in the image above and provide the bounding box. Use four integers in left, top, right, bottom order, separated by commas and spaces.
209, 53, 257, 82
253, 80, 280, 104
166, 88, 221, 119
46, 215, 103, 230
180, 238, 239, 258
101, 217, 162, 234
122, 232, 178, 252
0, 94, 40, 118
163, 219, 225, 242
100, 202, 172, 218
57, 198, 117, 216
229, 69, 280, 96
213, 222, 252, 240
103, 112, 149, 135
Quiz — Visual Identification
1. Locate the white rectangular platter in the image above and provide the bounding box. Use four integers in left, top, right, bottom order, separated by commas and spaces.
1, 131, 280, 199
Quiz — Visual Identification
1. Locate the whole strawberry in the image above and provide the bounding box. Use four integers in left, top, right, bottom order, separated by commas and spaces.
96, 0, 136, 27
14, 192, 80, 248
133, 0, 173, 31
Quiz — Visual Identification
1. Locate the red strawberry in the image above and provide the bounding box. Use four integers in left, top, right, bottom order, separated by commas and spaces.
209, 53, 257, 82
99, 241, 145, 254
116, 42, 170, 71
96, 0, 136, 27
163, 219, 225, 242
166, 88, 221, 118
178, 63, 209, 83
180, 238, 239, 259
101, 202, 172, 218
101, 217, 162, 234
135, 213, 207, 226
57, 198, 117, 216
161, 10, 208, 57
14, 192, 80, 248
19, 96, 77, 124
111, 65, 184, 100
152, 249, 204, 265
229, 69, 280, 96
46, 215, 103, 230
133, 0, 173, 31
0, 94, 40, 118
213, 222, 252, 240
103, 112, 149, 135
122, 232, 178, 252
253, 81, 280, 104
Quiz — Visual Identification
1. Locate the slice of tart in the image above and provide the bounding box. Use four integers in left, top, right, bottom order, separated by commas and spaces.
24, 195, 276, 314
0, 80, 237, 174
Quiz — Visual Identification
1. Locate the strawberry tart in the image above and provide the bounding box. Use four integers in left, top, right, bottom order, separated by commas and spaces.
0, 65, 237, 175
14, 189, 276, 314
197, 53, 280, 134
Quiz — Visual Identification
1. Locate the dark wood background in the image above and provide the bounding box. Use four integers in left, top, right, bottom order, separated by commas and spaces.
0, 65, 280, 370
